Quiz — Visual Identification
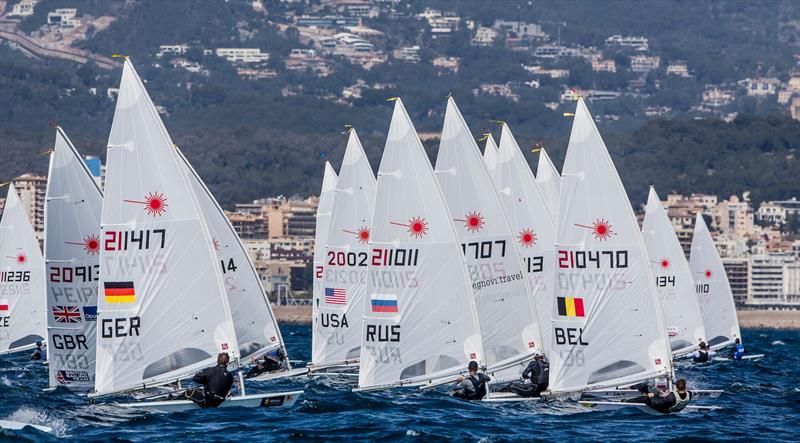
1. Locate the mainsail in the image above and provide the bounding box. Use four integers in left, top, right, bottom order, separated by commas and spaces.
482, 134, 499, 172
357, 98, 483, 390
434, 98, 541, 379
642, 187, 706, 356
550, 99, 670, 394
312, 162, 338, 363
689, 213, 741, 350
312, 129, 375, 368
492, 124, 556, 356
536, 148, 561, 226
0, 184, 46, 355
43, 127, 102, 390
175, 147, 287, 363
94, 58, 238, 396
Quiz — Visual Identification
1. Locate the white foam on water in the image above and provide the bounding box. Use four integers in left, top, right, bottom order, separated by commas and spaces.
6, 407, 67, 437
406, 429, 420, 437
771, 340, 785, 345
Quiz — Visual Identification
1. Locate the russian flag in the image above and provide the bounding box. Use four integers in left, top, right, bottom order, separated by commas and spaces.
371, 294, 398, 313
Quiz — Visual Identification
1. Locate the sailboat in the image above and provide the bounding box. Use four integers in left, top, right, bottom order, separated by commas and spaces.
356, 98, 483, 391
642, 187, 706, 357
174, 147, 303, 381
490, 124, 556, 359
433, 98, 542, 387
310, 129, 375, 374
0, 184, 46, 356
42, 126, 102, 391
91, 58, 301, 411
689, 213, 742, 351
535, 148, 561, 227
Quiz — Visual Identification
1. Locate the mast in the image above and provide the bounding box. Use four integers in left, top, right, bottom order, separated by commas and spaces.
549, 98, 671, 394
434, 97, 542, 381
94, 58, 238, 396
43, 127, 103, 390
357, 98, 483, 390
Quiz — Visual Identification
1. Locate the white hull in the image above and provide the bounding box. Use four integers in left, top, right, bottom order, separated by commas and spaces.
482, 392, 544, 403
0, 419, 53, 433
578, 400, 721, 414
119, 390, 303, 413
251, 367, 309, 381
583, 389, 723, 401
712, 354, 764, 362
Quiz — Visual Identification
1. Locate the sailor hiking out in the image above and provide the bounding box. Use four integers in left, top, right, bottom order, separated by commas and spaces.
691, 342, 716, 363
184, 353, 235, 408
629, 379, 693, 414
500, 350, 549, 398
29, 341, 46, 361
452, 361, 490, 400
246, 348, 288, 379
730, 338, 746, 360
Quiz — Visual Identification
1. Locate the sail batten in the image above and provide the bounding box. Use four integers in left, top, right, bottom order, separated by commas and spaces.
95, 59, 238, 396
550, 99, 670, 394
434, 98, 542, 381
358, 99, 483, 389
43, 127, 102, 390
312, 129, 375, 367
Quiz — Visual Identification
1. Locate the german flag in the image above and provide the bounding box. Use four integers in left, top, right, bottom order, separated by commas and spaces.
557, 297, 585, 317
104, 281, 136, 303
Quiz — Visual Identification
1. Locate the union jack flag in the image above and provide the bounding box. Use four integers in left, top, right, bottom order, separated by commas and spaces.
53, 306, 82, 323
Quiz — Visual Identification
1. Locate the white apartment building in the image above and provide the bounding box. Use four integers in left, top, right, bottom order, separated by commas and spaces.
666, 60, 690, 77
11, 173, 47, 239
471, 26, 498, 46
432, 56, 459, 72
750, 253, 800, 304
493, 20, 545, 38
702, 87, 735, 107
715, 194, 755, 239
8, 0, 38, 17
215, 48, 270, 63
605, 34, 649, 50
630, 54, 660, 72
740, 77, 780, 96
591, 58, 616, 73
47, 8, 80, 29
157, 44, 189, 57
395, 46, 421, 63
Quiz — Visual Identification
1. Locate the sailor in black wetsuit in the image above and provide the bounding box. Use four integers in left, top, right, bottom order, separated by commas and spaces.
506, 350, 549, 397
29, 341, 45, 361
690, 341, 716, 363
245, 348, 287, 379
184, 352, 234, 408
644, 378, 693, 413
452, 361, 490, 400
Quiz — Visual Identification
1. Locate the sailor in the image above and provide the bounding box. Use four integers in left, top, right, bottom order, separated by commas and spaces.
504, 350, 549, 398
29, 341, 45, 361
184, 352, 234, 408
452, 361, 490, 400
245, 348, 287, 379
730, 338, 746, 360
690, 341, 716, 363
644, 379, 693, 413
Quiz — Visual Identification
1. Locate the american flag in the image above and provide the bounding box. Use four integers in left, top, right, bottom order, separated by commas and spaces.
53, 306, 82, 323
325, 287, 346, 305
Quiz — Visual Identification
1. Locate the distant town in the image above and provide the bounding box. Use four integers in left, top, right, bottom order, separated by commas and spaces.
4, 158, 799, 311
1, 0, 800, 122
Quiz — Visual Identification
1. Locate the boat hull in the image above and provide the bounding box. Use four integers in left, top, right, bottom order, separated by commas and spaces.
578, 400, 720, 414
118, 390, 303, 413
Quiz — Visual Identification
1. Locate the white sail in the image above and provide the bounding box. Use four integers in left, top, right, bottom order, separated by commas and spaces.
311, 162, 338, 363
536, 148, 561, 226
94, 59, 238, 396
175, 147, 286, 362
43, 127, 102, 390
434, 98, 541, 379
357, 99, 483, 390
689, 213, 741, 350
0, 184, 46, 355
482, 134, 499, 174
550, 99, 670, 394
313, 129, 376, 367
642, 187, 706, 356
493, 124, 556, 356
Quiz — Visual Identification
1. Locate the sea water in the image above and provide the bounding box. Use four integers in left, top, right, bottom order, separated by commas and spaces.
1, 326, 798, 441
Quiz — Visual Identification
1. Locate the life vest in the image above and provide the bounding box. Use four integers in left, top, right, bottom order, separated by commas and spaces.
667, 390, 691, 413
466, 374, 488, 400
535, 360, 550, 385
733, 344, 745, 360
694, 350, 709, 362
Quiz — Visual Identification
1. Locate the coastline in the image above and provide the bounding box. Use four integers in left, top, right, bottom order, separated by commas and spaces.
272, 305, 800, 329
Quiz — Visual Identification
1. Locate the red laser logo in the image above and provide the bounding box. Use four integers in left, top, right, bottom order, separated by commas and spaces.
575, 218, 615, 241
65, 234, 101, 255
124, 192, 168, 217
518, 228, 537, 247
390, 217, 429, 238
454, 211, 485, 233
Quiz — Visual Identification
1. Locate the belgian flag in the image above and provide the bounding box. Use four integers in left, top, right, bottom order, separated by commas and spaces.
104, 281, 135, 303
557, 297, 585, 317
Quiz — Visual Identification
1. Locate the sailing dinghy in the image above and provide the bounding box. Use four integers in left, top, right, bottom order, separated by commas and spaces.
175, 147, 302, 381
547, 99, 711, 412
92, 58, 301, 411
535, 148, 561, 227
42, 127, 102, 391
0, 183, 47, 356
310, 129, 375, 375
434, 98, 542, 388
642, 187, 707, 357
356, 98, 483, 392
689, 213, 742, 351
